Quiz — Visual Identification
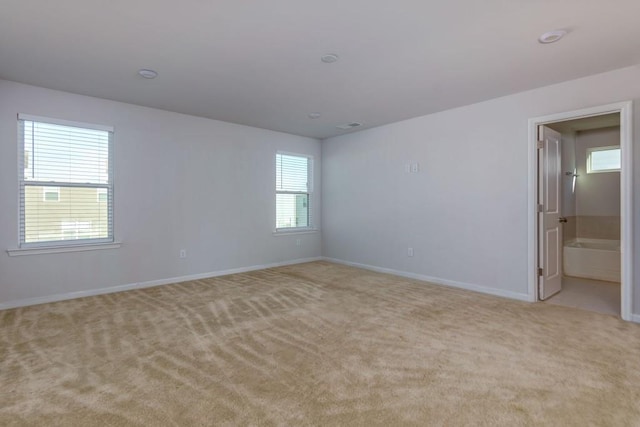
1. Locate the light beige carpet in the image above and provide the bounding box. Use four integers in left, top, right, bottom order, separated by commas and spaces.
1, 261, 640, 426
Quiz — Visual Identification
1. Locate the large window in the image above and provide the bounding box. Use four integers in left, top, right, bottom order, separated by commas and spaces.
587, 146, 620, 173
276, 153, 312, 231
18, 115, 114, 247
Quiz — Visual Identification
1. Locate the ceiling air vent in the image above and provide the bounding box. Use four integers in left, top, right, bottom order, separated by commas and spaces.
336, 122, 362, 130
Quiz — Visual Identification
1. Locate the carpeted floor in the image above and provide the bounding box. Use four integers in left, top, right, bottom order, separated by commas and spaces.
1, 261, 640, 426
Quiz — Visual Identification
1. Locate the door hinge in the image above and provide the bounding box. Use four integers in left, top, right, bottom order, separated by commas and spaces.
538, 267, 543, 276
537, 204, 543, 212
537, 140, 544, 149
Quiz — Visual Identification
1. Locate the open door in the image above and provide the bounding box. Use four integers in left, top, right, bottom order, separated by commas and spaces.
538, 125, 563, 300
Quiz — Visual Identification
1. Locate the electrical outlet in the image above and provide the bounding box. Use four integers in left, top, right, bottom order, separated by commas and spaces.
296, 239, 301, 246
411, 162, 419, 173
179, 249, 187, 258
408, 247, 414, 257
405, 163, 411, 173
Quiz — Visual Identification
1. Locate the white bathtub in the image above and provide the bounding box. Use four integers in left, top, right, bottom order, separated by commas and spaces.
563, 238, 620, 283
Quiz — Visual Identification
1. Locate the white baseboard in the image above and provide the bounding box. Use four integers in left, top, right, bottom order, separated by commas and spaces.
322, 257, 531, 302
5, 256, 636, 322
0, 257, 323, 311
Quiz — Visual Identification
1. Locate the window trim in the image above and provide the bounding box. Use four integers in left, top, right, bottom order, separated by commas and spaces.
18, 113, 114, 133
586, 145, 621, 174
7, 242, 122, 257
17, 114, 115, 249
272, 228, 318, 236
274, 151, 314, 233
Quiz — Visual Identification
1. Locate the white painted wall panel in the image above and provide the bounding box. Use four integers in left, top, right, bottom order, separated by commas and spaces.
322, 64, 640, 316
561, 132, 577, 218
0, 80, 321, 305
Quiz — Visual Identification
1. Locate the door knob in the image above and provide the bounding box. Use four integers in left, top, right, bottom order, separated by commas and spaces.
559, 217, 568, 223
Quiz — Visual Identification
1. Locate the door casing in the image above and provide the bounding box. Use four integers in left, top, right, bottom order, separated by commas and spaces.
527, 101, 633, 321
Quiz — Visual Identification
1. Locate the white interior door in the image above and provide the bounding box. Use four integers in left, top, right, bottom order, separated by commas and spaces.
538, 125, 563, 300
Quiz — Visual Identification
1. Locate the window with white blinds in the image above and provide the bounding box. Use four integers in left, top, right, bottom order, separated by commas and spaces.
276, 153, 312, 230
18, 114, 114, 247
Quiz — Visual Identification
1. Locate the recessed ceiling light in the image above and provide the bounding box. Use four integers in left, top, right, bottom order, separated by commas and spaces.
308, 112, 321, 119
336, 122, 362, 130
321, 54, 339, 63
538, 30, 567, 44
138, 69, 158, 79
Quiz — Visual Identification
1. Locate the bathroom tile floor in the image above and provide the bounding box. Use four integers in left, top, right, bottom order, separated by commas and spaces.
544, 276, 620, 316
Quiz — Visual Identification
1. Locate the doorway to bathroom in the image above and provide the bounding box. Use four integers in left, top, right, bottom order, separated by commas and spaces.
527, 102, 633, 320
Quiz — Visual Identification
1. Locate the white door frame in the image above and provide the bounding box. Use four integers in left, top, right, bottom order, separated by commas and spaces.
527, 101, 633, 321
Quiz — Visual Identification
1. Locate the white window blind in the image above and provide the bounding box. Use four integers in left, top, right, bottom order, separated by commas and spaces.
276, 153, 311, 230
18, 115, 114, 247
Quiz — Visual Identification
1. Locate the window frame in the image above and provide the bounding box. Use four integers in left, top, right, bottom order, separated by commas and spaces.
275, 151, 314, 233
17, 114, 115, 249
586, 145, 621, 174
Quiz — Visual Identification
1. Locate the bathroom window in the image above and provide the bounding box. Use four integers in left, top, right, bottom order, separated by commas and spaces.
587, 146, 620, 174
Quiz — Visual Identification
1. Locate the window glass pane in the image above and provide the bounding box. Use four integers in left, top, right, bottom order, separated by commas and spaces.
43, 187, 60, 202
24, 185, 110, 244
23, 121, 110, 184
276, 154, 308, 192
276, 194, 308, 229
590, 148, 620, 171
97, 188, 108, 202
19, 117, 113, 246
275, 153, 311, 230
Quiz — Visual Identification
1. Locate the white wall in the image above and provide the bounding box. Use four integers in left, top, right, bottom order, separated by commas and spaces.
575, 127, 621, 216
322, 64, 640, 315
3, 65, 640, 317
0, 80, 321, 307
561, 131, 577, 218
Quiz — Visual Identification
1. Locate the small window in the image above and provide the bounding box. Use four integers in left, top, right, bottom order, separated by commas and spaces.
587, 146, 620, 173
18, 115, 114, 247
276, 153, 312, 231
97, 188, 108, 202
43, 187, 60, 202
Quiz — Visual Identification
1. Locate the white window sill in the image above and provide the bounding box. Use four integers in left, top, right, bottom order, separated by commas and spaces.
272, 228, 319, 236
7, 242, 121, 257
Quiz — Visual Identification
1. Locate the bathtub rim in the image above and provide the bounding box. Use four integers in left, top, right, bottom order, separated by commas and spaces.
564, 238, 621, 251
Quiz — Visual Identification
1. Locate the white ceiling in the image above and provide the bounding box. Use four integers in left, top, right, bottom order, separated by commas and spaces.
1, 1, 639, 139
547, 113, 620, 133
